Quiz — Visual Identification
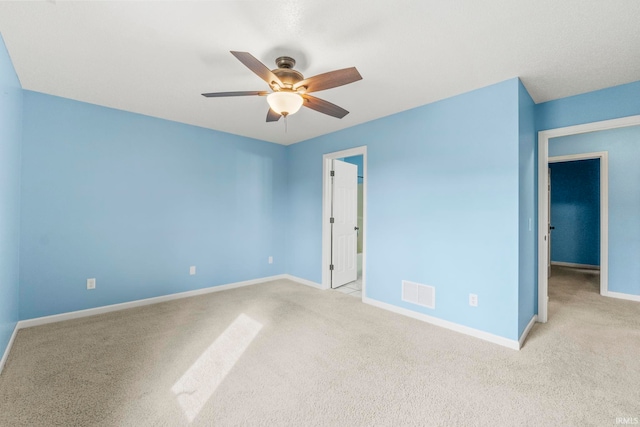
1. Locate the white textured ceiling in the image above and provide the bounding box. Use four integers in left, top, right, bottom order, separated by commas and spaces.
1, 1, 639, 145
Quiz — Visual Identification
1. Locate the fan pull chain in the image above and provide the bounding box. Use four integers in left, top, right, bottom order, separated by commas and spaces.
284, 114, 288, 133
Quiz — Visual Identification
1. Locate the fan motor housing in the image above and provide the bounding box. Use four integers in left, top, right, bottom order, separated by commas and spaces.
272, 56, 303, 89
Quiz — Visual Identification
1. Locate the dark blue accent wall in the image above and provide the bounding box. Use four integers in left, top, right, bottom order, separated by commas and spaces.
550, 159, 600, 266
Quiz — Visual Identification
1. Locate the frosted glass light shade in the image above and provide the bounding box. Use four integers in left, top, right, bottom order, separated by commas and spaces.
267, 92, 303, 116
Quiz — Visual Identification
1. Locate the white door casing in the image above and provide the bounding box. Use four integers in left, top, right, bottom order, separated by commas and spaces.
321, 146, 367, 296
331, 159, 358, 288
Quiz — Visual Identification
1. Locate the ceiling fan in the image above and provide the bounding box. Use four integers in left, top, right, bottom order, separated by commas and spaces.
202, 51, 362, 122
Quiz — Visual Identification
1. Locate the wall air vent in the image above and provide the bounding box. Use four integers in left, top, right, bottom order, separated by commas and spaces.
402, 280, 435, 309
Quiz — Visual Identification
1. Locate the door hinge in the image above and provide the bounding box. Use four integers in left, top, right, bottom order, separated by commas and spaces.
329, 264, 334, 271
330, 170, 335, 177
330, 217, 335, 223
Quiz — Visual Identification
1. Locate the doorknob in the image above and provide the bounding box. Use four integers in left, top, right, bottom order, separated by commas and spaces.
550, 226, 555, 230
354, 226, 359, 231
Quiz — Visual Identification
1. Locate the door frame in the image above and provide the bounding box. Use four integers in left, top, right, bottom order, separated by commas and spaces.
537, 114, 640, 323
322, 146, 367, 296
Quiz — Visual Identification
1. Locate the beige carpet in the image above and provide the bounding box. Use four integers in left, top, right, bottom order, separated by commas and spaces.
1, 268, 638, 426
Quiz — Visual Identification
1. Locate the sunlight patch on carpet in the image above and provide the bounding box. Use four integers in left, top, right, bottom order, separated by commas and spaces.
172, 313, 263, 423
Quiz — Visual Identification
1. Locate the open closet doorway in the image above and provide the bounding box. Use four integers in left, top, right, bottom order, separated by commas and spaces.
537, 116, 640, 322
322, 146, 367, 298
548, 156, 603, 304
539, 149, 609, 323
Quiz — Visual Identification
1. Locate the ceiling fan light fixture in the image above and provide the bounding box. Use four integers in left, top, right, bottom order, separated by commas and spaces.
267, 91, 304, 116
203, 51, 361, 121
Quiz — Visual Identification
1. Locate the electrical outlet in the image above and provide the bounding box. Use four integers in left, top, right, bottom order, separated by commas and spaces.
268, 256, 273, 264
87, 278, 96, 290
469, 293, 478, 307
189, 266, 196, 275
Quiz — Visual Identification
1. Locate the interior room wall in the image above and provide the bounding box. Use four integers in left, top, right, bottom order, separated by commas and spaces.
287, 78, 525, 340
536, 80, 640, 132
549, 128, 639, 296
0, 35, 22, 360
19, 91, 288, 320
518, 80, 536, 336
536, 78, 640, 298
549, 159, 600, 266
9, 42, 638, 343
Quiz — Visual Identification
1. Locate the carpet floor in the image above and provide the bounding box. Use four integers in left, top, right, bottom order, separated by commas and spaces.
1, 267, 638, 426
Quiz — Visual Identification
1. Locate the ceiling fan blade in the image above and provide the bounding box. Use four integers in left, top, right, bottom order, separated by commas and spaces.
301, 94, 349, 119
230, 51, 284, 88
294, 67, 362, 93
202, 90, 268, 97
266, 108, 282, 122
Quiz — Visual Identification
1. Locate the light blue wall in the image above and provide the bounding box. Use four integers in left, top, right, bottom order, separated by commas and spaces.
549, 128, 639, 296
5, 42, 638, 344
537, 78, 640, 297
20, 92, 288, 319
550, 159, 600, 266
0, 35, 22, 358
536, 80, 640, 131
518, 80, 536, 335
288, 79, 523, 340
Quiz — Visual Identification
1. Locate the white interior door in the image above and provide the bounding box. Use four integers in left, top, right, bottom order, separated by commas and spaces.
331, 159, 358, 288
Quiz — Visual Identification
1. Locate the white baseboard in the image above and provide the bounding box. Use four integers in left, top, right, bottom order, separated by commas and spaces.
551, 261, 600, 270
0, 324, 19, 375
519, 315, 538, 349
283, 274, 324, 289
603, 290, 640, 302
362, 296, 520, 350
18, 274, 288, 330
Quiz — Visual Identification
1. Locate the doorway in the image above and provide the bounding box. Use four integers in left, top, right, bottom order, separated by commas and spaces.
548, 157, 602, 303
322, 146, 367, 298
549, 158, 601, 271
540, 150, 608, 323
537, 116, 640, 322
